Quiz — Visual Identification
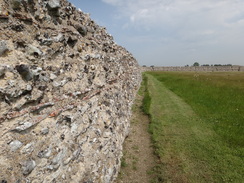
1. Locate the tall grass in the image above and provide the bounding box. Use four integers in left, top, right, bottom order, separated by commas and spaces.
149, 72, 244, 147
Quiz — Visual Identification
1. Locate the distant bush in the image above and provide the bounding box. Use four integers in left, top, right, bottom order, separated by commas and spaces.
193, 62, 200, 66
214, 64, 232, 66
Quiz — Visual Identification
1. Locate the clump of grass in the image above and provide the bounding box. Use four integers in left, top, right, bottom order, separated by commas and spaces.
142, 74, 151, 115
132, 160, 137, 170
121, 157, 127, 168
147, 165, 165, 183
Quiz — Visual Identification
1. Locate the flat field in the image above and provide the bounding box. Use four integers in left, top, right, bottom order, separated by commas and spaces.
143, 71, 244, 182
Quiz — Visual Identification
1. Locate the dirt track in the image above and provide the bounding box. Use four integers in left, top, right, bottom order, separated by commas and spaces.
116, 94, 157, 183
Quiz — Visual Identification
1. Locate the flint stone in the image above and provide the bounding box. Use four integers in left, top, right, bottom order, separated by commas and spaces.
53, 33, 64, 42
52, 81, 61, 87
22, 159, 36, 175
15, 122, 33, 132
26, 84, 32, 91
12, 97, 27, 110
38, 147, 52, 158
50, 73, 57, 80
67, 36, 78, 47
53, 79, 68, 87
0, 41, 8, 56
26, 45, 42, 57
31, 67, 42, 76
15, 64, 33, 81
21, 143, 34, 154
52, 151, 64, 165
11, 24, 24, 32
38, 74, 50, 82
74, 24, 87, 36
8, 80, 16, 87
71, 123, 78, 134
11, 0, 22, 9
84, 54, 90, 61
0, 66, 6, 77
29, 88, 43, 101
9, 140, 23, 152
41, 127, 49, 135
41, 38, 53, 46
27, 0, 34, 4
47, 0, 61, 9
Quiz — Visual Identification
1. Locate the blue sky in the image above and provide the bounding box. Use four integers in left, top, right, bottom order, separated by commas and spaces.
69, 0, 244, 66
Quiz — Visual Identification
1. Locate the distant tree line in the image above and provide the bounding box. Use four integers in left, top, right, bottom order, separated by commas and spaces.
201, 64, 232, 66
142, 63, 233, 67
189, 62, 233, 67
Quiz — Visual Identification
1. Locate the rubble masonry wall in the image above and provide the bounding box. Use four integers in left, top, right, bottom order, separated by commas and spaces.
0, 0, 141, 182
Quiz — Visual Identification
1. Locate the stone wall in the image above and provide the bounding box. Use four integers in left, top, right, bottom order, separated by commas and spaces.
141, 66, 244, 72
0, 0, 141, 182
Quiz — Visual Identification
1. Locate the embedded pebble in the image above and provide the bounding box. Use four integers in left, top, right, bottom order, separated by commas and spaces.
21, 143, 34, 154
41, 128, 49, 135
15, 122, 33, 132
0, 41, 8, 56
22, 159, 36, 175
9, 140, 23, 152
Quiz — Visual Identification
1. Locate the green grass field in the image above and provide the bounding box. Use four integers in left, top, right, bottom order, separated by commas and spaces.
142, 71, 244, 183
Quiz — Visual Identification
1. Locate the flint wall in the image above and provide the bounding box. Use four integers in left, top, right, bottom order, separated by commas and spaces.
141, 66, 244, 72
0, 0, 141, 182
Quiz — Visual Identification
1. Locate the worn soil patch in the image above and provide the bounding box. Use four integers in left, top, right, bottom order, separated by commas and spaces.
115, 94, 158, 183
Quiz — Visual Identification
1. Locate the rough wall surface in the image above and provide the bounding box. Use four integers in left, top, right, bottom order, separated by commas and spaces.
141, 66, 244, 72
0, 0, 141, 182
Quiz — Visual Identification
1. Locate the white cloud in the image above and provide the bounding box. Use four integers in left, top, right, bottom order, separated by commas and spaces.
101, 0, 122, 6
101, 0, 244, 66
102, 0, 244, 30
109, 0, 244, 46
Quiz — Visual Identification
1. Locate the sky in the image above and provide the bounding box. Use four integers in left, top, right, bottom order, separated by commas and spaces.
69, 0, 244, 66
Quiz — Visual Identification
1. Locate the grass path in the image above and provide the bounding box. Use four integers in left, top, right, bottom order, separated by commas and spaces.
145, 74, 243, 182
115, 85, 158, 183
146, 74, 214, 182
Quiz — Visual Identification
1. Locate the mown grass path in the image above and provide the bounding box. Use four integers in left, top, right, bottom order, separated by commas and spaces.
144, 73, 243, 183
